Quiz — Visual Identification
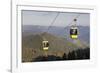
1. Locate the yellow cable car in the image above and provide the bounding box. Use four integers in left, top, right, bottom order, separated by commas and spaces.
70, 26, 78, 39
42, 41, 49, 51
70, 19, 78, 39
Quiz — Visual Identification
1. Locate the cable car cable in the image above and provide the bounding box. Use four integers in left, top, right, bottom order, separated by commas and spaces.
47, 12, 60, 32
42, 12, 60, 40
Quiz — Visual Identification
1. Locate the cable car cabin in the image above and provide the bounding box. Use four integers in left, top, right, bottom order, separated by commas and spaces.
70, 26, 78, 39
42, 41, 49, 51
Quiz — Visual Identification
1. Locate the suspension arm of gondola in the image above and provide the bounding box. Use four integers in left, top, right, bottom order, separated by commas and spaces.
64, 14, 80, 29
57, 14, 80, 36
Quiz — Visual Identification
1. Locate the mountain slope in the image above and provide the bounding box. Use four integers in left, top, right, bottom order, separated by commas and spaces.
22, 32, 89, 62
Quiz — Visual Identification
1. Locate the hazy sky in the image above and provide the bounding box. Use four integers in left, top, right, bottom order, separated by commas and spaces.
22, 10, 90, 26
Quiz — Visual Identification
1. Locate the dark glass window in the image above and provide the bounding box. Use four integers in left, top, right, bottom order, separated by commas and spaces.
46, 43, 49, 47
43, 42, 49, 47
70, 29, 77, 35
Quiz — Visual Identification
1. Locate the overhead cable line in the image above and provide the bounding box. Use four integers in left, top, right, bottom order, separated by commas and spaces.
46, 12, 60, 32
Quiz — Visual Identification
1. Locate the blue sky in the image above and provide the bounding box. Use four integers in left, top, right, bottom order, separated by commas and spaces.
22, 10, 90, 26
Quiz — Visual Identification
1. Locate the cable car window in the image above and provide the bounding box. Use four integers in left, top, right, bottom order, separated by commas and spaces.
46, 43, 49, 47
43, 42, 49, 47
70, 29, 78, 35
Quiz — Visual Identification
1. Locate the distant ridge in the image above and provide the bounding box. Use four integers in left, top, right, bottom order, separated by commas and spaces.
22, 25, 90, 44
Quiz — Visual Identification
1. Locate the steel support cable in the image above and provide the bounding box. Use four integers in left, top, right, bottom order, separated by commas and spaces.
46, 12, 60, 32
42, 12, 60, 41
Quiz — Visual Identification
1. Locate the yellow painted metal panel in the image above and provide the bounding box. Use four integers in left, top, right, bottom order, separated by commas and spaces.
71, 35, 78, 39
